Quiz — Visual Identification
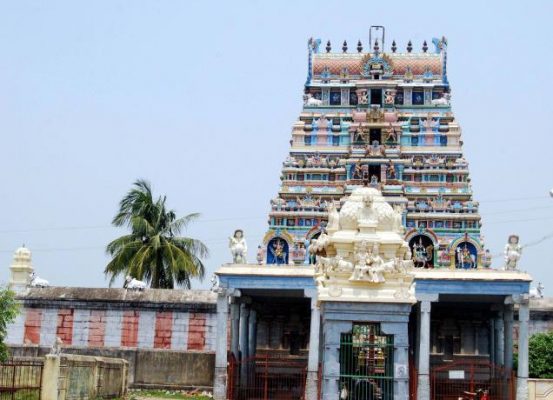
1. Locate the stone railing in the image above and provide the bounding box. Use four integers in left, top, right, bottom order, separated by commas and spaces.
528, 379, 553, 400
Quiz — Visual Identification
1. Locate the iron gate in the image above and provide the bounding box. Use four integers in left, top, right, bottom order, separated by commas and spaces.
0, 360, 43, 400
339, 323, 394, 400
227, 354, 307, 400
430, 360, 515, 400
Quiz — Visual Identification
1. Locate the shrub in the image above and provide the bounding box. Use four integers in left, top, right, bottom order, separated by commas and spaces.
0, 287, 19, 361
529, 331, 553, 379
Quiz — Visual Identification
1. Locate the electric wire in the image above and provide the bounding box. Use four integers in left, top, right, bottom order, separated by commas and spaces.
0, 200, 551, 235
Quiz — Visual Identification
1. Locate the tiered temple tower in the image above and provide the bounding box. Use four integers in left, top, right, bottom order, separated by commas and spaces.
263, 28, 488, 269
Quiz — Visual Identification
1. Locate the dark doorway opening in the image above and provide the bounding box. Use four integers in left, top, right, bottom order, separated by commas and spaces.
370, 89, 382, 106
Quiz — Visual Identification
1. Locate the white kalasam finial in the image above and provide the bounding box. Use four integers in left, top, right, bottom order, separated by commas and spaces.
229, 229, 247, 263
504, 234, 522, 270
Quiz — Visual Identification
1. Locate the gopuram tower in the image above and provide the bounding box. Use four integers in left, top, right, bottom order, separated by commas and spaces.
263, 27, 487, 270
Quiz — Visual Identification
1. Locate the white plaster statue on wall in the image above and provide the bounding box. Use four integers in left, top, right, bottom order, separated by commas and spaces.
360, 194, 376, 223
326, 202, 340, 232
368, 243, 386, 283
229, 229, 247, 264
431, 92, 451, 105
125, 276, 146, 291
28, 272, 49, 288
529, 282, 544, 299
50, 337, 63, 355
270, 196, 286, 210
504, 234, 522, 270
304, 93, 323, 106
349, 242, 387, 283
350, 241, 371, 281
392, 204, 405, 234
334, 256, 354, 272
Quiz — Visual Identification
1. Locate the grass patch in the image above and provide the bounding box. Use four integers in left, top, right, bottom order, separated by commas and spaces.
128, 389, 212, 400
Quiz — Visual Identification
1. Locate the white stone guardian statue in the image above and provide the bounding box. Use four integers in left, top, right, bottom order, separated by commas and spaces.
504, 234, 522, 270
229, 229, 247, 263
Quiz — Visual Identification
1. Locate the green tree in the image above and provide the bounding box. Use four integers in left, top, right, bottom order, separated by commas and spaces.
529, 331, 553, 378
105, 179, 208, 289
0, 287, 19, 361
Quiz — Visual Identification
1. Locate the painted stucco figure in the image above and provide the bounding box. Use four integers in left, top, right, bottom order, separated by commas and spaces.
229, 229, 247, 264
504, 234, 522, 270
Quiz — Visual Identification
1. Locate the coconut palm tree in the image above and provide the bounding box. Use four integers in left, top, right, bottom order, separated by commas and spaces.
105, 179, 208, 289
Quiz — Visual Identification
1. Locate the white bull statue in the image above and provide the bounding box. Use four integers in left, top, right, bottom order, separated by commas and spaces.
29, 272, 49, 288
125, 276, 147, 291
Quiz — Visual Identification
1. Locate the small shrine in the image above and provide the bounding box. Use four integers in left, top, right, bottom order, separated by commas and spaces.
313, 186, 415, 304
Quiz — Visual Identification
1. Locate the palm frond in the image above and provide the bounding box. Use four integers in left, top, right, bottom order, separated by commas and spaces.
169, 213, 201, 235
105, 180, 208, 288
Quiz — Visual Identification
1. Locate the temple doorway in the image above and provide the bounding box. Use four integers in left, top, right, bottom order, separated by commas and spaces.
227, 291, 311, 400
339, 323, 394, 400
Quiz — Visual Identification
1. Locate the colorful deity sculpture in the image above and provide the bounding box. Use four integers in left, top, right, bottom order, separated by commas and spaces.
412, 238, 433, 268
456, 244, 475, 269
269, 239, 288, 265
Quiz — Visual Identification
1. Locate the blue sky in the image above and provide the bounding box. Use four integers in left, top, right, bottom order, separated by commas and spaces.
1, 1, 552, 293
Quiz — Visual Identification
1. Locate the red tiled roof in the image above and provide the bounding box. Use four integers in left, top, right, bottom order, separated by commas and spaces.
312, 53, 442, 77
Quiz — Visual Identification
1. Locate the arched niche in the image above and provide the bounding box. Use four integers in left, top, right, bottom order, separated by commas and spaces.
454, 241, 477, 269
408, 234, 435, 268
305, 227, 329, 265
266, 237, 290, 265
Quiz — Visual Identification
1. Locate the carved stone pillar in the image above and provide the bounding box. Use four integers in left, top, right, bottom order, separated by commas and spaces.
494, 309, 504, 366
341, 88, 350, 106
213, 292, 229, 400
382, 321, 410, 400
321, 320, 352, 400
404, 88, 413, 106
305, 293, 321, 400
516, 300, 530, 400
504, 304, 514, 370
417, 294, 438, 400
248, 310, 257, 357
417, 300, 432, 400
239, 303, 250, 387
230, 301, 240, 358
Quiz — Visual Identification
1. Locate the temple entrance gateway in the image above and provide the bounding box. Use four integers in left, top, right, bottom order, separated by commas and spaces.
213, 29, 533, 400
339, 323, 395, 400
